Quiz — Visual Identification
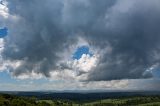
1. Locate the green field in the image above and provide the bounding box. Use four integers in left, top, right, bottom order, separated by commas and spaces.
1, 94, 160, 106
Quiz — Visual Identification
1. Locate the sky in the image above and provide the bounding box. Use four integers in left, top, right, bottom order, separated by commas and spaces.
0, 0, 160, 91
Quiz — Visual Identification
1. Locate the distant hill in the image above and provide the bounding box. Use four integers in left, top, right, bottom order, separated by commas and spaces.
1, 92, 160, 106
1, 91, 160, 101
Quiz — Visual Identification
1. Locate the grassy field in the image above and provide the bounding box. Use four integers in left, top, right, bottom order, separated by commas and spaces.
1, 93, 160, 106
39, 97, 160, 106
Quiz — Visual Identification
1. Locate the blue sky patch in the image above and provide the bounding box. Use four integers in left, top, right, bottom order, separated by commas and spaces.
72, 46, 93, 60
152, 69, 160, 78
0, 27, 8, 38
0, 71, 16, 84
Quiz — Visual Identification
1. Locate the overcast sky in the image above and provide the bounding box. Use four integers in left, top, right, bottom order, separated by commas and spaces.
0, 0, 160, 91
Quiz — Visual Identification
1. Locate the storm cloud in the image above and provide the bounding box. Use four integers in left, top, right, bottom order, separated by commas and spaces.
1, 0, 160, 82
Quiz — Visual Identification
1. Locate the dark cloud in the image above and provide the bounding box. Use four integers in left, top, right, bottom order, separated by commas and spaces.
3, 0, 71, 77
1, 0, 160, 81
87, 0, 160, 81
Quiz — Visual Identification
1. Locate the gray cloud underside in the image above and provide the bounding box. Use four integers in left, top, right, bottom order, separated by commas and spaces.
1, 0, 160, 81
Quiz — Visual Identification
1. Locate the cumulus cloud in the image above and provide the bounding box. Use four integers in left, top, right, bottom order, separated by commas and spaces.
73, 54, 97, 72
87, 0, 160, 81
0, 0, 160, 86
48, 53, 98, 81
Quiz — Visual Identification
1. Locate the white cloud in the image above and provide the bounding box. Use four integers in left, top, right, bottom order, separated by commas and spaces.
50, 69, 76, 81
0, 39, 7, 71
14, 71, 44, 80
0, 1, 9, 18
73, 54, 98, 73
0, 79, 129, 91
1, 78, 159, 91
49, 53, 98, 81
0, 59, 23, 72
83, 80, 129, 89
0, 38, 4, 53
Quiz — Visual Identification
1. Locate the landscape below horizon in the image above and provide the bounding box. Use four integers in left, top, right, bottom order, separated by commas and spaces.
1, 91, 160, 106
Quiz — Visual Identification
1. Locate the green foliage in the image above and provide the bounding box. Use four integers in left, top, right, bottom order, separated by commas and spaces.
0, 94, 42, 106
0, 94, 160, 106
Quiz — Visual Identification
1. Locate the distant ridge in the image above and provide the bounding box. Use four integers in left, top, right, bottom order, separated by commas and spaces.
1, 91, 160, 101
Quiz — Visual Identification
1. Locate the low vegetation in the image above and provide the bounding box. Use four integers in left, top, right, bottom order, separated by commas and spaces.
0, 93, 160, 106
